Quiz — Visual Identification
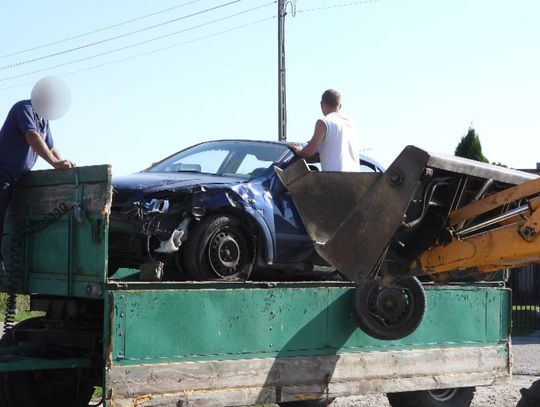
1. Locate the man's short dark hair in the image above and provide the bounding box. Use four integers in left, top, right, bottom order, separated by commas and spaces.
321, 89, 341, 108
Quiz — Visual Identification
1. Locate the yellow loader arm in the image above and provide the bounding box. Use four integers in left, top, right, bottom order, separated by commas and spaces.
412, 178, 540, 276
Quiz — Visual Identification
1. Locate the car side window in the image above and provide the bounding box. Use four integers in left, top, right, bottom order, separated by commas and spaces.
236, 153, 274, 176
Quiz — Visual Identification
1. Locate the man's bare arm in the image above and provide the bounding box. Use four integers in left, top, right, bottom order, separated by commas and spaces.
25, 131, 74, 169
51, 148, 75, 167
51, 148, 62, 161
290, 120, 327, 158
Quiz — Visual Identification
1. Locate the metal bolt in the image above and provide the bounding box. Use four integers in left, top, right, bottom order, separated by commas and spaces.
521, 227, 535, 241
388, 170, 403, 186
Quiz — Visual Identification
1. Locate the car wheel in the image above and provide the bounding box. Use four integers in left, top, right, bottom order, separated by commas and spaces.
183, 214, 254, 280
387, 387, 476, 407
353, 277, 426, 340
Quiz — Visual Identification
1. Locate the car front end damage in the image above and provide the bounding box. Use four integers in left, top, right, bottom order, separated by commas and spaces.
108, 175, 273, 280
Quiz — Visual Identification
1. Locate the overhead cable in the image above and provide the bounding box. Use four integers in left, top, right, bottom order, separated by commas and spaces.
297, 0, 380, 14
0, 16, 275, 92
0, 5, 275, 83
0, 0, 245, 71
0, 0, 202, 59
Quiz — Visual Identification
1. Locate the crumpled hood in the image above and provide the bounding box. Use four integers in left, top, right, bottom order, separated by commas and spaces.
112, 171, 243, 194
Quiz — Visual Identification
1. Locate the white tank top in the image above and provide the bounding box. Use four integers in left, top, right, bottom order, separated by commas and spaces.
319, 112, 360, 172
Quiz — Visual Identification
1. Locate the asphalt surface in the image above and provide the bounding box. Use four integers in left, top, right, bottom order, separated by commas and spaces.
1, 321, 539, 406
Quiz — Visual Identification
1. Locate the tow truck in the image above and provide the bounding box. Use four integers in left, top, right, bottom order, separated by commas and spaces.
0, 145, 537, 406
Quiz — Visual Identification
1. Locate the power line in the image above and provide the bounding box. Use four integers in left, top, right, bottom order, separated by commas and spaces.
0, 16, 275, 92
0, 0, 202, 60
0, 2, 274, 83
0, 0, 245, 71
296, 0, 380, 14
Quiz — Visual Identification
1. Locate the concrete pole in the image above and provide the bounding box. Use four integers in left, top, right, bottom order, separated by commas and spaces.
278, 0, 287, 142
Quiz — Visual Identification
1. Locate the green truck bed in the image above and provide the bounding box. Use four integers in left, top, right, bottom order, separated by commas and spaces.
105, 282, 510, 406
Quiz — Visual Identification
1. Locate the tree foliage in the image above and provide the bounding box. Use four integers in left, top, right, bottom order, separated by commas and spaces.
455, 127, 489, 163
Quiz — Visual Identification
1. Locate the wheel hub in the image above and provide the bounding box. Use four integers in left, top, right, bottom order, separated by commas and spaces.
369, 286, 412, 326
208, 230, 242, 277
217, 236, 240, 268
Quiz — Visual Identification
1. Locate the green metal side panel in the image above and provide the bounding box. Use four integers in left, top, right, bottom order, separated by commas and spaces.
106, 284, 510, 365
0, 165, 111, 298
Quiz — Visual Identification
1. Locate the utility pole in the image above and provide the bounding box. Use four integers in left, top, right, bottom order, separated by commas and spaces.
278, 0, 296, 142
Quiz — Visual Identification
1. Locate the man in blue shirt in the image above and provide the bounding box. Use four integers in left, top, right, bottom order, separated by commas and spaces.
0, 97, 74, 266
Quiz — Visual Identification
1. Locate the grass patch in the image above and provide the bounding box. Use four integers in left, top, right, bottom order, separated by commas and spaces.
93, 386, 103, 399
14, 310, 45, 321
0, 293, 44, 321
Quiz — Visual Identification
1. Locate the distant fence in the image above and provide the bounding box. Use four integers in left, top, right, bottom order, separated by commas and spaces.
509, 264, 540, 331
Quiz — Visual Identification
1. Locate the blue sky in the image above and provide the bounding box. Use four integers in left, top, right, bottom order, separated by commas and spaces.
1, 0, 539, 174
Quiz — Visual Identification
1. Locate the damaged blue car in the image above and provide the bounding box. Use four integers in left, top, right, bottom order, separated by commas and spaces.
110, 139, 383, 280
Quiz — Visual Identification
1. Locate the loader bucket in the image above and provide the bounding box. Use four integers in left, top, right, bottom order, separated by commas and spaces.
275, 145, 537, 283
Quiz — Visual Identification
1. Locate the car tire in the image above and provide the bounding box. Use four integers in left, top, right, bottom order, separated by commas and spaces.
387, 387, 476, 407
353, 277, 426, 340
183, 214, 254, 280
517, 379, 540, 407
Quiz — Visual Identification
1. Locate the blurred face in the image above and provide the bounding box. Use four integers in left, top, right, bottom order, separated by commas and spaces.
31, 76, 71, 120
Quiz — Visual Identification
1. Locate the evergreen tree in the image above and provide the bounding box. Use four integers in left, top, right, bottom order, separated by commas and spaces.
455, 127, 489, 163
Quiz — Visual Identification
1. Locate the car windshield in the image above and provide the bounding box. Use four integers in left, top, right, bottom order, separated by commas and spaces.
147, 140, 289, 179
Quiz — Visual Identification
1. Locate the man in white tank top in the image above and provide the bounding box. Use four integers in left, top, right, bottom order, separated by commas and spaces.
290, 89, 360, 172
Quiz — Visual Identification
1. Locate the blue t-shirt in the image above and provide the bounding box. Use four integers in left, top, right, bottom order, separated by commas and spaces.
0, 100, 54, 181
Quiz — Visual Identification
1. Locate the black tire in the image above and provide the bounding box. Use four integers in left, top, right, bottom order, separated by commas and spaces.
0, 317, 95, 407
183, 214, 254, 280
517, 379, 540, 407
278, 398, 335, 407
353, 277, 426, 340
387, 387, 476, 407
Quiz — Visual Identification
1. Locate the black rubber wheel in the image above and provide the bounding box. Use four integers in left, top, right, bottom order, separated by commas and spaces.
278, 398, 335, 407
517, 379, 540, 407
387, 387, 476, 407
0, 318, 95, 407
183, 214, 254, 280
353, 276, 426, 340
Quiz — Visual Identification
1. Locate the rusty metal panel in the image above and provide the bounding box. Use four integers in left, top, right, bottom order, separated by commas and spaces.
107, 285, 509, 363
103, 284, 510, 407
0, 165, 112, 298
